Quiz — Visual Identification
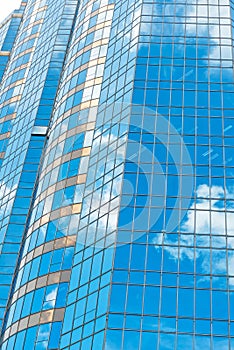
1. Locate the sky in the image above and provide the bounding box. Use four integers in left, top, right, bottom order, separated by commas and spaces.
0, 0, 21, 23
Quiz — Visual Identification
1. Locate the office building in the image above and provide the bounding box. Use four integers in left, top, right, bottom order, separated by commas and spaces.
0, 0, 234, 349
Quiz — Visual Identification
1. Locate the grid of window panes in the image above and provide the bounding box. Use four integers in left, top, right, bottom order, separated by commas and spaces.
0, 15, 22, 52
26, 0, 118, 348
0, 8, 24, 168
0, 21, 11, 52
1, 0, 117, 348
1, 0, 234, 349
59, 0, 142, 348
106, 0, 234, 349
0, 1, 27, 330
0, 0, 79, 344
0, 14, 22, 83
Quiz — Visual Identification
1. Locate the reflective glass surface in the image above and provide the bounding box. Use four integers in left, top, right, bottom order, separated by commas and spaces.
1, 0, 234, 349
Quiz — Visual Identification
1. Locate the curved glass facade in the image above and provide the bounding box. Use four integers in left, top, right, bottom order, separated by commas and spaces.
1, 0, 234, 349
0, 0, 79, 339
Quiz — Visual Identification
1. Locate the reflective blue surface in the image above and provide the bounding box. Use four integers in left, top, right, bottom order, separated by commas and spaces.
1, 0, 234, 349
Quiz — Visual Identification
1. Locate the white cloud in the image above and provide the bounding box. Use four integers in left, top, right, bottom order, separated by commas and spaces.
44, 287, 58, 308
154, 184, 234, 283
146, 1, 232, 63
186, 1, 232, 61
0, 1, 22, 23
0, 181, 17, 223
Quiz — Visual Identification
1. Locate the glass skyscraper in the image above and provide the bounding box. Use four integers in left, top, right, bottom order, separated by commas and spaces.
0, 0, 234, 349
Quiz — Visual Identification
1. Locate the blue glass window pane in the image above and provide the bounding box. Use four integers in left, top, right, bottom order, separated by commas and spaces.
49, 322, 62, 348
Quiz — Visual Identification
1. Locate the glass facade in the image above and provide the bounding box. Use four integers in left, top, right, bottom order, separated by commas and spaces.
1, 0, 234, 349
